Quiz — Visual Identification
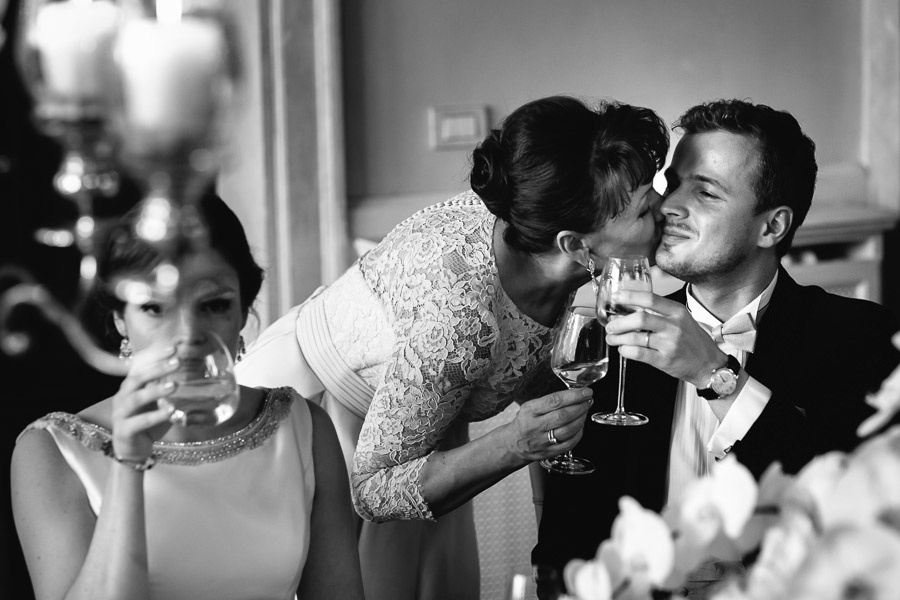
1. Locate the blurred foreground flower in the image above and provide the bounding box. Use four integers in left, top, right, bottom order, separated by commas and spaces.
858, 331, 900, 437
564, 496, 674, 600
564, 424, 900, 600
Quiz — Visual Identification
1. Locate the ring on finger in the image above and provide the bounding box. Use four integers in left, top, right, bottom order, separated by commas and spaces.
547, 429, 558, 445
644, 331, 651, 348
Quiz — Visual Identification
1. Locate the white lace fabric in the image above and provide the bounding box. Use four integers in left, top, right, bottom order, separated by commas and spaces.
316, 192, 555, 521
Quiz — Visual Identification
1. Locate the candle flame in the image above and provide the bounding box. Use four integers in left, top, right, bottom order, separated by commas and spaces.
156, 0, 182, 24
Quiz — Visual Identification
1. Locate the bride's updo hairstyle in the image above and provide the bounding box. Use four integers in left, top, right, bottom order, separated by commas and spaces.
470, 95, 669, 254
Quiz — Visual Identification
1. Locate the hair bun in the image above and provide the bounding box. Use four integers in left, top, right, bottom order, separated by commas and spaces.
470, 130, 512, 219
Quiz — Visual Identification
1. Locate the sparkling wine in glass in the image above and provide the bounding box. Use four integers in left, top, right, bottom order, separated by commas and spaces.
540, 304, 607, 475
160, 332, 239, 427
592, 255, 652, 426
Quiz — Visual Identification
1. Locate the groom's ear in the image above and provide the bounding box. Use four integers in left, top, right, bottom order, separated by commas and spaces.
758, 206, 793, 250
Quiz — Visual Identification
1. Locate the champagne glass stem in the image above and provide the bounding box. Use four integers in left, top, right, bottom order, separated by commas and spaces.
561, 381, 582, 463
615, 355, 628, 415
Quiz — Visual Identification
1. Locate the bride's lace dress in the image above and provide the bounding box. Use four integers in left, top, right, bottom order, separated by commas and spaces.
316, 191, 555, 521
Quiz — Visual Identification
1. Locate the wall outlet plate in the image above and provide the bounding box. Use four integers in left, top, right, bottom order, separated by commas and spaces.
428, 105, 488, 150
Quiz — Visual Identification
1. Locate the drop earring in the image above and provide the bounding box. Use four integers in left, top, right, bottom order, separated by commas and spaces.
235, 335, 246, 363
119, 336, 133, 360
586, 256, 598, 294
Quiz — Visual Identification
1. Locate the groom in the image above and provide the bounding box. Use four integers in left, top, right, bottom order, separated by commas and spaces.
532, 99, 900, 596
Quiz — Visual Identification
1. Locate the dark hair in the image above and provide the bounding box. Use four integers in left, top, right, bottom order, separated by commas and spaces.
674, 99, 818, 256
96, 191, 264, 331
470, 96, 668, 254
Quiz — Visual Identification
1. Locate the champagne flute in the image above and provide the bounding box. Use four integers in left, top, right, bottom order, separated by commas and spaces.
592, 255, 651, 426
540, 304, 607, 475
159, 331, 240, 427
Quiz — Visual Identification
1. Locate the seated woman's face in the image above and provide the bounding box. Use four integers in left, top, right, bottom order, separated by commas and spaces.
590, 182, 662, 261
114, 250, 245, 360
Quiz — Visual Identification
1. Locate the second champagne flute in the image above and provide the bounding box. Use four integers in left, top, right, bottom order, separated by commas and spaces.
592, 255, 651, 426
540, 303, 608, 475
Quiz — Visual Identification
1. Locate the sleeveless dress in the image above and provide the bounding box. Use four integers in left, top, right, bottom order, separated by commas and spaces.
237, 191, 555, 600
21, 387, 315, 600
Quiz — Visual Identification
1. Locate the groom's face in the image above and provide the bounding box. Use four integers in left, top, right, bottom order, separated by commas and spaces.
655, 131, 769, 284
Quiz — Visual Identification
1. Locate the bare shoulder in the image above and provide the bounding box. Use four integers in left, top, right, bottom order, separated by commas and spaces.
12, 425, 83, 497
13, 425, 62, 474
11, 424, 92, 537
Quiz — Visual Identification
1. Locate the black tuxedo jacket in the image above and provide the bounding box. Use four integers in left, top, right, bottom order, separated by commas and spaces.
533, 268, 900, 573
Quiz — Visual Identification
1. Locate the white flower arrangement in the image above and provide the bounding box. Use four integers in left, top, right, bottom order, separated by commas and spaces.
563, 332, 900, 600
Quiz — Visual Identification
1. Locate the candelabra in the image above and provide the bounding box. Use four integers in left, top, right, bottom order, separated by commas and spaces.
1, 0, 242, 375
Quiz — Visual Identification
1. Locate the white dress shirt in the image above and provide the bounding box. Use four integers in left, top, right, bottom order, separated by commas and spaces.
665, 272, 778, 506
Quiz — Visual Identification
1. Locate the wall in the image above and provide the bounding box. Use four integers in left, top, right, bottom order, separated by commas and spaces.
342, 0, 863, 216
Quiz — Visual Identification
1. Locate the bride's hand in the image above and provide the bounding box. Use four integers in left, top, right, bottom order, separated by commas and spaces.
111, 345, 180, 463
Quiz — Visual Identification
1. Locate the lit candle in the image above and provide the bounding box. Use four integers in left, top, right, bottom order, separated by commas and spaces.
31, 0, 120, 99
116, 13, 228, 149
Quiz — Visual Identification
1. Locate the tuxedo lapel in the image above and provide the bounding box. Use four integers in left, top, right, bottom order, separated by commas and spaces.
745, 268, 800, 391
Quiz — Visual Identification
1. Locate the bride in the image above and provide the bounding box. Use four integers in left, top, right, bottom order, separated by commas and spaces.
11, 193, 364, 600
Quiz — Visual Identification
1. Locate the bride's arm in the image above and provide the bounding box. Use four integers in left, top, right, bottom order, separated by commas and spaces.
297, 402, 364, 600
12, 430, 153, 600
13, 348, 178, 600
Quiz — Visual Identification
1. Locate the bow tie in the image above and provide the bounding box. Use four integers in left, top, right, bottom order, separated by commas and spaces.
700, 312, 757, 353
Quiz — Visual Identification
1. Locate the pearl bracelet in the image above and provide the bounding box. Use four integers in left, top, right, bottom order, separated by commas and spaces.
102, 440, 157, 471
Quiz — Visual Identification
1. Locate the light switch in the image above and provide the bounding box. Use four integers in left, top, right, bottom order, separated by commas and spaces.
428, 105, 488, 150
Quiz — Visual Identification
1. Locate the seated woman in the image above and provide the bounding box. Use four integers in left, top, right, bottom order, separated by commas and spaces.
237, 95, 670, 600
11, 193, 364, 600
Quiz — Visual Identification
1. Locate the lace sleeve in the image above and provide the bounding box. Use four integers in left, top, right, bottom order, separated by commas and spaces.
350, 257, 498, 522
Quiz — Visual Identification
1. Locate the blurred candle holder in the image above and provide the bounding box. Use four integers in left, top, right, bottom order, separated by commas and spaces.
110, 0, 241, 257
2, 0, 242, 375
16, 0, 123, 283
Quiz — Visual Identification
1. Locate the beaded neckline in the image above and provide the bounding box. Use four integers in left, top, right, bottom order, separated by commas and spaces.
28, 387, 295, 466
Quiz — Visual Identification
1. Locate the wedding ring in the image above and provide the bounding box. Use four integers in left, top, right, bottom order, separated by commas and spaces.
644, 331, 651, 348
547, 429, 558, 445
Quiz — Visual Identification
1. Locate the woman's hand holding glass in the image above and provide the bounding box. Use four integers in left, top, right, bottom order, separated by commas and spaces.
509, 386, 594, 465
539, 304, 606, 474
110, 345, 181, 464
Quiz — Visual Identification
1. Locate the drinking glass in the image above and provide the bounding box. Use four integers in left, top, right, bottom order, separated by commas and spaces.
540, 304, 607, 475
160, 332, 239, 427
592, 255, 651, 426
